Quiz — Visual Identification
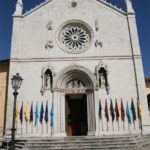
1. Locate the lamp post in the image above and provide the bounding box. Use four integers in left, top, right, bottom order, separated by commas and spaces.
11, 73, 23, 150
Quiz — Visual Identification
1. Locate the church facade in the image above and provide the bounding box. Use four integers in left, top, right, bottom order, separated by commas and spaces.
5, 0, 150, 137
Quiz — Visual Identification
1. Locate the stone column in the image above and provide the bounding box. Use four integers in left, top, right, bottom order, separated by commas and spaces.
53, 91, 66, 137
87, 91, 96, 135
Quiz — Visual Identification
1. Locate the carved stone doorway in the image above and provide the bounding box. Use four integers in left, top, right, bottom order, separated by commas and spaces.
65, 94, 88, 136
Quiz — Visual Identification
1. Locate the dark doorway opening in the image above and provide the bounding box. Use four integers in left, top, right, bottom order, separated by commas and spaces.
147, 94, 150, 115
65, 94, 88, 136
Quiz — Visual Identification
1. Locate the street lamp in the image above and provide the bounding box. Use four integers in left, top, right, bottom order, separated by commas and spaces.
11, 73, 23, 150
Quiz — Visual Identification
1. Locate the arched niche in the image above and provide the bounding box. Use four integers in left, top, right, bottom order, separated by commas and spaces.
41, 65, 55, 95
95, 61, 110, 94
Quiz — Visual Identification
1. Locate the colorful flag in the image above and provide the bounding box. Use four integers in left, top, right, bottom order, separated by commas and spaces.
99, 100, 102, 119
50, 103, 54, 127
40, 102, 44, 124
121, 99, 125, 122
15, 102, 19, 123
110, 99, 115, 122
19, 102, 23, 124
45, 102, 49, 123
137, 100, 142, 119
24, 102, 29, 122
35, 102, 39, 126
115, 99, 120, 121
30, 102, 33, 123
131, 99, 136, 122
105, 99, 109, 122
126, 102, 132, 124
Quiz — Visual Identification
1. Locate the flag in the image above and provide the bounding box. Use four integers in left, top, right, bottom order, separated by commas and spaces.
35, 102, 39, 126
131, 99, 136, 122
137, 100, 142, 119
19, 102, 23, 124
30, 102, 33, 123
110, 99, 115, 122
126, 102, 132, 124
50, 103, 54, 127
99, 100, 102, 119
24, 102, 29, 122
15, 102, 19, 123
121, 99, 125, 122
40, 102, 44, 124
45, 102, 49, 123
115, 99, 120, 121
105, 99, 109, 122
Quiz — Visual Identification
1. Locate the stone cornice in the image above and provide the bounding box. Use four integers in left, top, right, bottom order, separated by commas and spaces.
10, 55, 141, 63
19, 0, 126, 19
95, 0, 126, 16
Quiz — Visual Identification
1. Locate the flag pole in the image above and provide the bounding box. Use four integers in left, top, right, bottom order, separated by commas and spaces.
133, 121, 135, 130
118, 120, 120, 131
123, 121, 125, 131
42, 122, 43, 134
21, 123, 23, 134
32, 122, 33, 133
101, 117, 104, 132
128, 123, 130, 134
107, 121, 108, 131
112, 121, 114, 131
26, 122, 27, 134
47, 123, 48, 133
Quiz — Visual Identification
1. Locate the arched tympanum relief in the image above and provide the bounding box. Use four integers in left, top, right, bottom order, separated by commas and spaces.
54, 65, 97, 90
95, 61, 110, 94
41, 65, 55, 95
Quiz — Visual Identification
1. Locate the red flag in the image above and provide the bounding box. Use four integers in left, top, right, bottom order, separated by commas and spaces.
115, 99, 120, 121
105, 99, 109, 122
121, 99, 125, 122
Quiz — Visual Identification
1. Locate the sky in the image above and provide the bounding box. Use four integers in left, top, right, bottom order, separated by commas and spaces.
0, 0, 150, 76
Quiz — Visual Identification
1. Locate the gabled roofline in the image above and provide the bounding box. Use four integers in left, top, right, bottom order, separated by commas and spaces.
14, 0, 126, 19
96, 0, 126, 15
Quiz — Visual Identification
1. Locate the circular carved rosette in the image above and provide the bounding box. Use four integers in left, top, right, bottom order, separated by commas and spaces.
58, 21, 93, 54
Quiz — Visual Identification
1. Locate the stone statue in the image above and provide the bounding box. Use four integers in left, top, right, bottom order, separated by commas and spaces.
47, 21, 53, 30
46, 74, 51, 88
14, 0, 23, 16
100, 73, 106, 88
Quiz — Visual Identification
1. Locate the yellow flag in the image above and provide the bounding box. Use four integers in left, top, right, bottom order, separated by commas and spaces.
137, 100, 142, 119
15, 102, 19, 123
24, 103, 29, 122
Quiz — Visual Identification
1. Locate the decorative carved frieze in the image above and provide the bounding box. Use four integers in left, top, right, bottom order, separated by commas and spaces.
95, 40, 103, 48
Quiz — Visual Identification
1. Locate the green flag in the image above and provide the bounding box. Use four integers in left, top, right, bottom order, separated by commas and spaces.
131, 99, 136, 122
110, 99, 115, 122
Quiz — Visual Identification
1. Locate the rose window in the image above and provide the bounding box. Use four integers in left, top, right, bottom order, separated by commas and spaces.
58, 21, 93, 54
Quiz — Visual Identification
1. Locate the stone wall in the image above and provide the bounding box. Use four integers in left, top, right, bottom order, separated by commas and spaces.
0, 60, 9, 136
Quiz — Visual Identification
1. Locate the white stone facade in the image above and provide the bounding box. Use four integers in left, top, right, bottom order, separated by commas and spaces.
5, 0, 150, 137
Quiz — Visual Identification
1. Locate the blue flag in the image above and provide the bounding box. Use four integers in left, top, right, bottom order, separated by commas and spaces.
40, 102, 44, 124
35, 102, 39, 126
50, 103, 54, 127
99, 100, 102, 119
45, 102, 49, 123
126, 102, 132, 124
19, 102, 23, 124
30, 102, 33, 123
